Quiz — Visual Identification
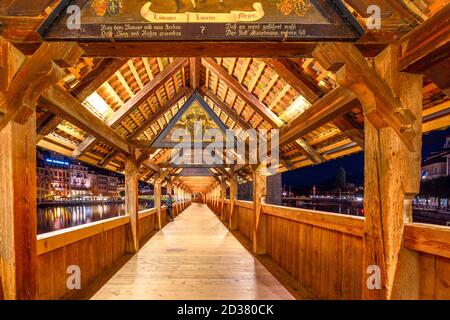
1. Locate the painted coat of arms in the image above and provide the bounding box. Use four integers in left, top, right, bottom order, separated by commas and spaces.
92, 0, 123, 16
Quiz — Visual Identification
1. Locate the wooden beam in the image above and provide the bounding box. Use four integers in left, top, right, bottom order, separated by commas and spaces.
107, 58, 189, 126
399, 3, 450, 72
72, 136, 95, 158
313, 42, 417, 151
1, 41, 83, 131
202, 57, 284, 128
99, 150, 117, 167
383, 0, 424, 25
12, 40, 387, 58
36, 58, 127, 143
280, 87, 357, 147
73, 58, 128, 102
262, 58, 322, 103
333, 115, 365, 149
189, 57, 201, 90
40, 86, 131, 155
201, 88, 252, 131
1, 0, 53, 15
35, 114, 62, 142
423, 58, 450, 97
294, 139, 326, 164
128, 86, 192, 140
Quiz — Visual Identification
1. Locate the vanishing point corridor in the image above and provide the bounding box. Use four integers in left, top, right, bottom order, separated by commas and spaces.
91, 204, 295, 300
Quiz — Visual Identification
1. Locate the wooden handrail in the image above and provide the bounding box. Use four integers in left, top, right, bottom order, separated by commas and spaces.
234, 200, 254, 210
139, 208, 157, 219
36, 206, 169, 255
404, 223, 450, 259
263, 204, 364, 237
37, 215, 131, 255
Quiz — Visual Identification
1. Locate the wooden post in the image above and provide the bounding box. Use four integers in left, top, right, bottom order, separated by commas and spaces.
168, 182, 175, 216
220, 179, 226, 221
229, 175, 238, 230
252, 165, 267, 255
125, 158, 139, 253
154, 181, 162, 230
0, 40, 83, 300
363, 46, 423, 300
0, 111, 38, 300
313, 43, 423, 299
176, 185, 181, 215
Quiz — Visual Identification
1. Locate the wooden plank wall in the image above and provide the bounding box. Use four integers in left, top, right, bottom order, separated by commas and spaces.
224, 202, 231, 223
223, 202, 450, 300
261, 205, 363, 300
37, 216, 130, 300
417, 253, 450, 299
138, 209, 157, 244
265, 209, 363, 300
36, 203, 190, 300
236, 202, 254, 243
404, 224, 450, 299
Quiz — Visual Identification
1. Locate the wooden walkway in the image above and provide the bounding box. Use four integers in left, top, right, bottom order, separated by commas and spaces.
91, 204, 295, 300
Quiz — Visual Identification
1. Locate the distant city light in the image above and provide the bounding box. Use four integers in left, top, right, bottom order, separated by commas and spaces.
46, 159, 69, 166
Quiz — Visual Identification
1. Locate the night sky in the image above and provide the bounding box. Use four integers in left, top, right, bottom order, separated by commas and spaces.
282, 127, 450, 192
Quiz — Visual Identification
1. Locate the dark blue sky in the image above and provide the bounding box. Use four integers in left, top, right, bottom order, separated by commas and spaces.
282, 127, 450, 190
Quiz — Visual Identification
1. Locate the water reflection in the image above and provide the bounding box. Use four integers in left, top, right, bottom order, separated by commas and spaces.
37, 203, 126, 235
283, 201, 364, 217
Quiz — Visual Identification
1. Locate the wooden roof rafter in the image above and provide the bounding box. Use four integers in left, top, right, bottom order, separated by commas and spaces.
72, 58, 189, 158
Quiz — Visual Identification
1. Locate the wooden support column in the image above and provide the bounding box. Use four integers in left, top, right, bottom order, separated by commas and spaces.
0, 111, 37, 300
220, 179, 226, 221
177, 186, 182, 214
125, 158, 139, 253
313, 44, 423, 299
252, 165, 267, 255
154, 181, 162, 230
0, 40, 83, 300
365, 46, 423, 300
229, 174, 238, 230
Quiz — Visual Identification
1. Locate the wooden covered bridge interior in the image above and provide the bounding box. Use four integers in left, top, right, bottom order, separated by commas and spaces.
0, 0, 450, 300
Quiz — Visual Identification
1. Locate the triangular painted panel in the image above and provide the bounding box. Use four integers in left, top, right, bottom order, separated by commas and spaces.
39, 0, 364, 41
151, 91, 228, 149
178, 168, 215, 176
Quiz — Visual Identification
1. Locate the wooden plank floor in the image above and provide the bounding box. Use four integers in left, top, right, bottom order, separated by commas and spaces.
91, 203, 295, 300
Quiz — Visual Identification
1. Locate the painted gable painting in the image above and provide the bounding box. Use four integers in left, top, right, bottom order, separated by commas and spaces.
152, 91, 228, 148
39, 0, 364, 41
162, 100, 221, 144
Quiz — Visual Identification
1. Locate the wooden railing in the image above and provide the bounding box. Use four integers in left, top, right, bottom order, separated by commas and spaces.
36, 201, 191, 300
404, 223, 450, 299
210, 198, 450, 300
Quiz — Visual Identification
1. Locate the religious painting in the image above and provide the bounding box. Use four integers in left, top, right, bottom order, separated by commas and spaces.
39, 0, 364, 41
151, 91, 228, 148
162, 100, 221, 144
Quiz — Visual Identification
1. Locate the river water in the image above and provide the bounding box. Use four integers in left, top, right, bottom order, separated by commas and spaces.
283, 200, 450, 226
37, 200, 450, 235
37, 201, 153, 235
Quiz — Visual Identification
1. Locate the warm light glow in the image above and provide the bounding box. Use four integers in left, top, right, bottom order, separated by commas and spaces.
83, 92, 113, 120
279, 95, 311, 123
